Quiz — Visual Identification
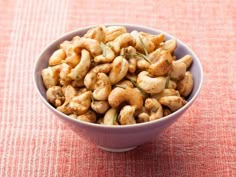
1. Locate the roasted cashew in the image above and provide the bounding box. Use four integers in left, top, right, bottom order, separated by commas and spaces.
59, 63, 72, 86
73, 37, 102, 57
177, 71, 193, 97
103, 108, 119, 125
110, 33, 136, 54
84, 26, 105, 42
68, 49, 91, 80
116, 80, 133, 88
109, 56, 129, 85
170, 61, 186, 80
124, 46, 137, 73
60, 40, 74, 56
49, 49, 66, 66
46, 86, 65, 107
137, 112, 149, 123
108, 87, 143, 109
131, 30, 155, 53
160, 39, 177, 53
67, 91, 92, 115
137, 71, 166, 94
91, 100, 110, 114
64, 52, 80, 68
118, 105, 136, 125
71, 79, 85, 88
94, 45, 115, 63
159, 96, 187, 111
136, 59, 150, 70
139, 32, 165, 46
145, 98, 163, 120
176, 55, 192, 69
148, 48, 162, 62
77, 110, 97, 123
151, 89, 180, 100
93, 73, 112, 100
41, 66, 60, 89
104, 26, 127, 42
148, 50, 173, 76
84, 63, 111, 90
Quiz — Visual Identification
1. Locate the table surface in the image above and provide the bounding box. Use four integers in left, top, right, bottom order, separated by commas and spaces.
0, 0, 236, 176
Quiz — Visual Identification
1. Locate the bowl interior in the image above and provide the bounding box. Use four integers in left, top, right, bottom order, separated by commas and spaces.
34, 24, 203, 127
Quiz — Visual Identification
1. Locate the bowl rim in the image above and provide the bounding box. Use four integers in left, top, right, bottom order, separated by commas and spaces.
33, 23, 203, 129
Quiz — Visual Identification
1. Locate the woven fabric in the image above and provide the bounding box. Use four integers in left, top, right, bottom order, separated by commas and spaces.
0, 0, 236, 176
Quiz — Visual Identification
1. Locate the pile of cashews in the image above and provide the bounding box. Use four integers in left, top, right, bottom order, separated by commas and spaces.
41, 25, 194, 125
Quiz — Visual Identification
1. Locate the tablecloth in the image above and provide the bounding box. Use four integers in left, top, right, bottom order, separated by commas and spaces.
0, 0, 235, 176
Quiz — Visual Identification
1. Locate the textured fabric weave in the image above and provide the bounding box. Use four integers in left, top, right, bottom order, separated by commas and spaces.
0, 0, 235, 176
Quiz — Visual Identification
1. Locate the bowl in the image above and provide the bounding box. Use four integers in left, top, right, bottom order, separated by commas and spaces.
33, 24, 203, 152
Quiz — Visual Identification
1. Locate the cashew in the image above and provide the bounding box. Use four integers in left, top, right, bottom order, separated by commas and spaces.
69, 114, 78, 119
84, 63, 111, 90
67, 91, 92, 115
137, 71, 166, 94
109, 56, 129, 85
94, 45, 115, 63
104, 26, 127, 42
93, 73, 112, 100
145, 98, 163, 120
160, 39, 177, 53
177, 71, 193, 97
137, 59, 150, 70
46, 86, 65, 107
151, 89, 180, 100
71, 79, 85, 88
118, 105, 136, 125
84, 26, 105, 42
77, 110, 97, 123
166, 79, 177, 89
159, 96, 187, 111
103, 108, 119, 125
121, 46, 137, 73
41, 66, 60, 89
137, 112, 149, 123
148, 48, 162, 62
60, 40, 74, 56
59, 63, 72, 86
110, 33, 136, 54
68, 49, 91, 80
131, 30, 155, 53
108, 87, 143, 109
48, 49, 66, 66
139, 32, 165, 46
73, 37, 102, 57
127, 56, 137, 73
116, 80, 133, 88
148, 50, 173, 76
176, 55, 192, 69
170, 61, 186, 80
64, 52, 80, 68
91, 100, 110, 114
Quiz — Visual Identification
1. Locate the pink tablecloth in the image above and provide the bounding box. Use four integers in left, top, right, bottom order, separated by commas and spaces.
0, 0, 235, 176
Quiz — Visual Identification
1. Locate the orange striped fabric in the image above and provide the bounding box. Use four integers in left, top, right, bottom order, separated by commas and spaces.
0, 0, 235, 176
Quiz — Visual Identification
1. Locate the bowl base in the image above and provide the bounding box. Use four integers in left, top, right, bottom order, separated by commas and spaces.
98, 146, 137, 152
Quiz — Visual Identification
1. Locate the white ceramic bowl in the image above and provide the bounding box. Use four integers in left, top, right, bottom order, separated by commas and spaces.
33, 24, 203, 152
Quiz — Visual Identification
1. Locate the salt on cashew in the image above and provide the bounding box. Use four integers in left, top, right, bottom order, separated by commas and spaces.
177, 71, 194, 97
159, 96, 187, 112
41, 66, 60, 89
160, 39, 177, 53
48, 49, 66, 66
67, 91, 92, 115
91, 100, 110, 114
46, 86, 65, 107
84, 26, 105, 42
59, 63, 72, 86
104, 26, 127, 42
67, 49, 91, 80
144, 98, 163, 121
93, 73, 112, 100
73, 37, 102, 57
108, 87, 143, 109
118, 105, 136, 125
175, 55, 192, 69
109, 33, 136, 54
139, 32, 165, 46
169, 61, 186, 80
131, 30, 155, 53
148, 50, 173, 76
94, 45, 115, 63
103, 108, 119, 125
77, 110, 97, 123
84, 63, 111, 90
109, 56, 129, 85
137, 71, 166, 94
151, 89, 180, 100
